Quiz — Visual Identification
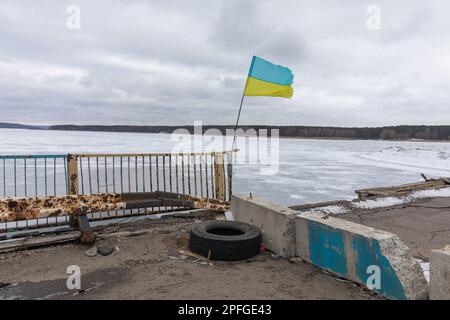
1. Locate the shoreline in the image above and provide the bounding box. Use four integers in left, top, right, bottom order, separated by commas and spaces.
0, 127, 450, 143
1, 126, 449, 144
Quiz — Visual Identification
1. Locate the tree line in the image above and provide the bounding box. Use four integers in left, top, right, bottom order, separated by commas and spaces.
47, 125, 450, 141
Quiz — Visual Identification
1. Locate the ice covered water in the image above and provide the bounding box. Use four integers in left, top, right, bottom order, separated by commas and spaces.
1, 128, 450, 206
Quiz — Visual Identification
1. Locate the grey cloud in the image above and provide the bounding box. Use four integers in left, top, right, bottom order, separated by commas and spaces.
0, 0, 449, 126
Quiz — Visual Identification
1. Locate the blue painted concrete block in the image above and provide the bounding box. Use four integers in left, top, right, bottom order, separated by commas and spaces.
352, 234, 406, 300
308, 221, 348, 276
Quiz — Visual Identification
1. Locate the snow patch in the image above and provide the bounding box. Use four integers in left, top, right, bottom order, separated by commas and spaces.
416, 259, 430, 283
297, 187, 450, 213
354, 197, 405, 209
301, 205, 350, 215
411, 187, 450, 198
363, 145, 450, 172
353, 187, 450, 210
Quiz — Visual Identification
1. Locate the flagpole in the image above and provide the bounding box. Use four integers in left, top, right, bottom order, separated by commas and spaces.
231, 56, 255, 154
227, 82, 246, 202
231, 88, 246, 153
228, 57, 253, 201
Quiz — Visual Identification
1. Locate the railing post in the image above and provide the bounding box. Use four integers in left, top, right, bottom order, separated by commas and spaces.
67, 154, 78, 196
67, 154, 79, 229
67, 154, 94, 244
214, 153, 225, 201
227, 162, 232, 201
67, 154, 78, 230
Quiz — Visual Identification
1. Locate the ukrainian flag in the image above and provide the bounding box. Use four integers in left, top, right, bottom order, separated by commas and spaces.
244, 56, 294, 98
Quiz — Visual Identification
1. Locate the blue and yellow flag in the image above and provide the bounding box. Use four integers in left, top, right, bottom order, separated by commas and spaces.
244, 56, 294, 98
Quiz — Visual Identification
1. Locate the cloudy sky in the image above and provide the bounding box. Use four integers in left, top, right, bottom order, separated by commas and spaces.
0, 0, 449, 126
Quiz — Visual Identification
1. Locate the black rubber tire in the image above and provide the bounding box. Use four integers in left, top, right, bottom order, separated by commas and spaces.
189, 220, 261, 261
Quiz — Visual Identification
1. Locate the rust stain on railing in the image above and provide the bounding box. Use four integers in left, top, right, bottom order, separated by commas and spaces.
0, 192, 228, 223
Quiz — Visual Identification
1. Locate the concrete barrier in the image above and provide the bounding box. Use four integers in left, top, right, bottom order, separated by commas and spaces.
430, 245, 450, 300
231, 194, 429, 300
231, 194, 296, 257
296, 211, 428, 300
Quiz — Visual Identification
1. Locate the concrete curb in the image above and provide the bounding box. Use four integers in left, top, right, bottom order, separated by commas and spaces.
231, 194, 429, 300
231, 194, 296, 257
430, 245, 450, 300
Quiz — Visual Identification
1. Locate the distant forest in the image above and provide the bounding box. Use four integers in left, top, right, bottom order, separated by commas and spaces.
47, 124, 450, 141
2, 123, 450, 141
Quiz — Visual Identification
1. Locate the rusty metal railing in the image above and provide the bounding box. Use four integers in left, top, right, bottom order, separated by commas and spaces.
0, 155, 68, 198
73, 152, 230, 199
0, 155, 70, 233
0, 151, 233, 234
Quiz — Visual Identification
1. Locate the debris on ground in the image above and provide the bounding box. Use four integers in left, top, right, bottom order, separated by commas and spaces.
97, 243, 115, 256
0, 214, 379, 300
84, 247, 98, 257
178, 249, 208, 260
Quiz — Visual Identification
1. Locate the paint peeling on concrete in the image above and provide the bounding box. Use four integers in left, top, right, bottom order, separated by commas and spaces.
352, 234, 406, 300
308, 221, 348, 277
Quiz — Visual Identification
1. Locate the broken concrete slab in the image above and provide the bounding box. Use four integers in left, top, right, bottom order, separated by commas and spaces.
430, 245, 450, 300
295, 211, 429, 300
231, 194, 296, 258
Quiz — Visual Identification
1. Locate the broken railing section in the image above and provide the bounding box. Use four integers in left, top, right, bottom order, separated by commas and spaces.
0, 192, 229, 243
0, 192, 229, 222
65, 151, 232, 240
0, 151, 234, 233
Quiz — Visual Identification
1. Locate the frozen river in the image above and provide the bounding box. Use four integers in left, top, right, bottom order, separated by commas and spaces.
1, 128, 450, 206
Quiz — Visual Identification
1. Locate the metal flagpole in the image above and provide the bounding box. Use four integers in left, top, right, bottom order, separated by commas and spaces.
231, 89, 246, 153
227, 80, 247, 201
231, 57, 253, 153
